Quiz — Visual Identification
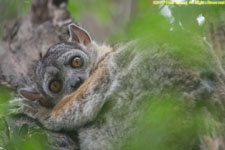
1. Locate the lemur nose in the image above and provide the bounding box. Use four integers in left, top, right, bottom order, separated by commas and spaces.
71, 77, 83, 89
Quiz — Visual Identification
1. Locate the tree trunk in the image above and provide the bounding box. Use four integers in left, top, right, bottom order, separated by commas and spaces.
0, 0, 72, 89
0, 0, 78, 149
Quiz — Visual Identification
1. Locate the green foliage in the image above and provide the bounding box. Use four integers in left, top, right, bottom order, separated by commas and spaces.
0, 86, 48, 150
121, 91, 221, 150
67, 1, 84, 20
0, 86, 12, 103
116, 2, 225, 150
110, 3, 218, 73
0, 116, 48, 150
68, 0, 115, 24
8, 127, 48, 150
0, 86, 12, 115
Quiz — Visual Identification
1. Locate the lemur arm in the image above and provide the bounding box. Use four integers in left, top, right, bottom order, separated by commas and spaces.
11, 67, 109, 131
45, 67, 109, 130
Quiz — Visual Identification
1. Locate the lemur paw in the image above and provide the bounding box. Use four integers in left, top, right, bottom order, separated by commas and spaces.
9, 97, 50, 120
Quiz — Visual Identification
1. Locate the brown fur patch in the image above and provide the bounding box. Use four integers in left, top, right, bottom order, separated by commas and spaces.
51, 43, 114, 115
52, 67, 107, 114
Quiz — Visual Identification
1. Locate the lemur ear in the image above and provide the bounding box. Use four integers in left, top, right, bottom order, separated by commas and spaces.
18, 88, 47, 105
68, 24, 92, 46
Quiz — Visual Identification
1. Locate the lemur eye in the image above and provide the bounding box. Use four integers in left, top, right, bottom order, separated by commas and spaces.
71, 56, 82, 68
49, 80, 62, 93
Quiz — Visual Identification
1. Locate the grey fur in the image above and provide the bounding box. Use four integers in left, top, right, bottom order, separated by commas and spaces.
10, 40, 217, 150
9, 21, 224, 150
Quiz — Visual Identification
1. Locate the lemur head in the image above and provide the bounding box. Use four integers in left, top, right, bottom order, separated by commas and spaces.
18, 24, 99, 106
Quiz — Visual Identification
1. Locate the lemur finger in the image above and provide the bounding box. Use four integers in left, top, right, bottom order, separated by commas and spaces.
9, 100, 21, 108
8, 102, 30, 114
9, 103, 37, 119
9, 108, 22, 115
9, 98, 40, 108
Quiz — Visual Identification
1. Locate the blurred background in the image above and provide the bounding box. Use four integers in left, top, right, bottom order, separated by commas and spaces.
0, 0, 134, 42
1, 0, 225, 150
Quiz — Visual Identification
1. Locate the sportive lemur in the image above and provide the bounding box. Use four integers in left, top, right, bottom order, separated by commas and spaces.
11, 24, 215, 150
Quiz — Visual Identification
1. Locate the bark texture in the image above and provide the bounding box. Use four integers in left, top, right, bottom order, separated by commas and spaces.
0, 0, 78, 149
0, 0, 72, 89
